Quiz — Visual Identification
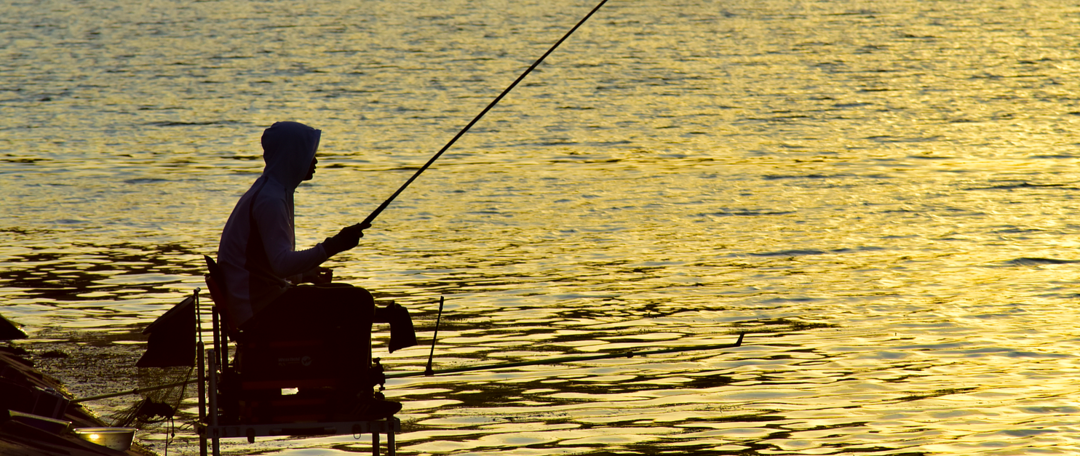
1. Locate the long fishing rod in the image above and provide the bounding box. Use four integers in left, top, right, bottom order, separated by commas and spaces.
359, 0, 610, 228
77, 0, 607, 408
386, 333, 745, 379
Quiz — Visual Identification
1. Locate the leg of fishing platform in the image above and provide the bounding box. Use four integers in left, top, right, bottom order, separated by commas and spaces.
197, 290, 208, 456
198, 341, 207, 456
209, 349, 221, 456
387, 420, 396, 456
372, 428, 380, 456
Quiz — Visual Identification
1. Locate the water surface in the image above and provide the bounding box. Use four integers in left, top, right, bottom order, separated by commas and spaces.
3, 0, 1080, 454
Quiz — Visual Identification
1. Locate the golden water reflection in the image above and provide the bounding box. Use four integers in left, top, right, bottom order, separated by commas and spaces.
5, 0, 1080, 454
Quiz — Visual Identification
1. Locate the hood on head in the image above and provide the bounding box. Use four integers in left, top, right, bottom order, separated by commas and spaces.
261, 121, 321, 189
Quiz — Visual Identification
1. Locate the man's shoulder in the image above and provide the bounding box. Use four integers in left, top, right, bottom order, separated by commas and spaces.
250, 179, 289, 205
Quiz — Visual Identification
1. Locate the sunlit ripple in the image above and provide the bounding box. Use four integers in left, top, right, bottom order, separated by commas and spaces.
5, 0, 1080, 454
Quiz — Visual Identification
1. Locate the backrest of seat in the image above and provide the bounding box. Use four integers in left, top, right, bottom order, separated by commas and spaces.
203, 255, 241, 340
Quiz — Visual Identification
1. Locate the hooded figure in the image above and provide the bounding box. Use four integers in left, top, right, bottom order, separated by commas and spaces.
214, 121, 405, 420
217, 121, 360, 325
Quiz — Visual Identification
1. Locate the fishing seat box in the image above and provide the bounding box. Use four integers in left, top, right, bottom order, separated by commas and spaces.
231, 337, 357, 424
203, 256, 364, 424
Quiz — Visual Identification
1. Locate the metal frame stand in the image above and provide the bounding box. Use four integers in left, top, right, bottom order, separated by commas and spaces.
194, 289, 400, 456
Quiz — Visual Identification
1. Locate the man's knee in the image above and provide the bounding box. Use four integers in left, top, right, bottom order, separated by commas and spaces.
332, 285, 375, 319
342, 286, 374, 313
313, 283, 373, 303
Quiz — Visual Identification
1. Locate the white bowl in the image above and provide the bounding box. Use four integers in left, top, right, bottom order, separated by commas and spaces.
72, 427, 136, 451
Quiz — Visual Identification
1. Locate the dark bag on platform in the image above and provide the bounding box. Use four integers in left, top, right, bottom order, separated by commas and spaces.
137, 295, 196, 367
378, 303, 417, 353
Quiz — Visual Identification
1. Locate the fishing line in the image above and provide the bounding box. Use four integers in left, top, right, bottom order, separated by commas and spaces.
74, 334, 745, 402
358, 0, 610, 228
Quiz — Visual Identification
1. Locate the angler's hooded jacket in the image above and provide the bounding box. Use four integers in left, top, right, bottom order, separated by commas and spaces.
217, 121, 329, 326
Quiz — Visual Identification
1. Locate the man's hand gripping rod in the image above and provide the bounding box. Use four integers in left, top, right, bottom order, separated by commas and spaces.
356, 0, 610, 229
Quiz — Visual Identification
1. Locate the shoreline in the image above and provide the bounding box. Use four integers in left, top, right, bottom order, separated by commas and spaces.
0, 339, 159, 456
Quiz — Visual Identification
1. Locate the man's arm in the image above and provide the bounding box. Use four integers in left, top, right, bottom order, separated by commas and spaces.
252, 193, 328, 279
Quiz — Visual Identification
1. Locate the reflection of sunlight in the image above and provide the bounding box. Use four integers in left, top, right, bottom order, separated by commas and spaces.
3, 0, 1080, 454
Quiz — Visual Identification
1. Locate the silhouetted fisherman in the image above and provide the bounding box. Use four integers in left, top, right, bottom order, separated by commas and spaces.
216, 121, 414, 419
